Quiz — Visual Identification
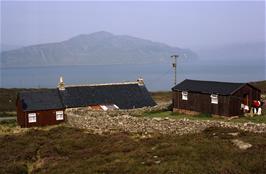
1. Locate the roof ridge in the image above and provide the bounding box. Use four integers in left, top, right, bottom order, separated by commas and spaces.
184, 79, 245, 84
172, 79, 249, 95
19, 89, 56, 94
65, 81, 139, 88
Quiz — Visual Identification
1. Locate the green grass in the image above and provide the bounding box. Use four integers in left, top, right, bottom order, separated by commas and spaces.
143, 111, 266, 123
0, 119, 17, 127
0, 124, 265, 174
230, 115, 266, 124
0, 111, 16, 117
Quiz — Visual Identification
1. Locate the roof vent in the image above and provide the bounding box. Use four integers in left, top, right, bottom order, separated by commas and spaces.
137, 77, 145, 86
58, 76, 65, 90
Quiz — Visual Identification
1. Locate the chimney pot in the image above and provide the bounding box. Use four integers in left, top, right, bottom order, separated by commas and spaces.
137, 77, 144, 86
58, 76, 65, 90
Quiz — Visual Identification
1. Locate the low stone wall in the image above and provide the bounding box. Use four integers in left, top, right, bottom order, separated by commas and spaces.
65, 103, 171, 117
66, 113, 266, 135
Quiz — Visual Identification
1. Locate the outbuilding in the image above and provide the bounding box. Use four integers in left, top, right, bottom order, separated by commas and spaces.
172, 79, 261, 116
16, 89, 65, 128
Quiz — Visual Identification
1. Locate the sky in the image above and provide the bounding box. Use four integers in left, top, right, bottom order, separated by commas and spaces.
1, 1, 265, 50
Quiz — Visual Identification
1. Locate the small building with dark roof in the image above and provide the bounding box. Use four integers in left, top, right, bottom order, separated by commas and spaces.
172, 79, 261, 116
16, 78, 156, 127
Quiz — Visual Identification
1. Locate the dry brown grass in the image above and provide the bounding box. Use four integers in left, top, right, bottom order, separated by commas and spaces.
0, 124, 265, 174
150, 91, 171, 104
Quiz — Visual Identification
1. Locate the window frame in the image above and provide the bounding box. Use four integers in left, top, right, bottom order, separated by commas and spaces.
28, 113, 37, 123
181, 91, 188, 101
56, 111, 64, 121
210, 94, 218, 104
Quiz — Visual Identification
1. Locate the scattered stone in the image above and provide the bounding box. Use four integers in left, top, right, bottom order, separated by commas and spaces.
227, 116, 239, 121
228, 132, 239, 136
66, 106, 266, 135
151, 146, 157, 151
231, 139, 252, 150
154, 160, 161, 164
140, 135, 147, 139
153, 155, 158, 159
153, 118, 162, 121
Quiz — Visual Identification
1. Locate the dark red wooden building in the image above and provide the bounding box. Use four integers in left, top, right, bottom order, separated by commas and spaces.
172, 79, 261, 116
16, 89, 65, 128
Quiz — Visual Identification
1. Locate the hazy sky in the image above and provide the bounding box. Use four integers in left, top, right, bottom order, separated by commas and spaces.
1, 1, 265, 50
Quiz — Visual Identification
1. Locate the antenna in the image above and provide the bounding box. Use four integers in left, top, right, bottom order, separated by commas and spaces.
171, 55, 179, 85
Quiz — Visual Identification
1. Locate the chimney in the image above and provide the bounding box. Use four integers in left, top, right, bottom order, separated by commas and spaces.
137, 77, 145, 86
58, 76, 65, 90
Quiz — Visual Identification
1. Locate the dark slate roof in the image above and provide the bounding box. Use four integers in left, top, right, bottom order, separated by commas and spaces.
172, 79, 248, 95
59, 83, 156, 109
18, 89, 64, 112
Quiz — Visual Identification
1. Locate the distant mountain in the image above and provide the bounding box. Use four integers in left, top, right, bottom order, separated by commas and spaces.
0, 44, 23, 52
196, 42, 265, 65
1, 31, 197, 68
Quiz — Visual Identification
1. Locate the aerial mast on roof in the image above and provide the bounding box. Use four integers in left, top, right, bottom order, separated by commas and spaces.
171, 55, 179, 85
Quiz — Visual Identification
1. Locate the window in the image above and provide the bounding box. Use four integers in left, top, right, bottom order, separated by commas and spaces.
28, 113, 36, 123
182, 91, 188, 100
211, 94, 218, 104
56, 111, 64, 120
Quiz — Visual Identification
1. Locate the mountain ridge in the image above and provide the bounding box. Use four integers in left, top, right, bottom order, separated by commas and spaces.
1, 31, 197, 68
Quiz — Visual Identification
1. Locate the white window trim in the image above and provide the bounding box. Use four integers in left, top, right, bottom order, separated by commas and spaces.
56, 111, 64, 120
211, 94, 218, 104
182, 91, 188, 101
28, 113, 37, 123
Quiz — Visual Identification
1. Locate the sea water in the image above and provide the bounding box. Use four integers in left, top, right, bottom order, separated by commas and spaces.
1, 62, 265, 91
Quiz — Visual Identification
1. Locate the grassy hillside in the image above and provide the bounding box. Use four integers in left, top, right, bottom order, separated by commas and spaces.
251, 80, 266, 93
0, 88, 50, 112
0, 124, 265, 174
150, 91, 172, 104
0, 88, 21, 111
1, 81, 266, 173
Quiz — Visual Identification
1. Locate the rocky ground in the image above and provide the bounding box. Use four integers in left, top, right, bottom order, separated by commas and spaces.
67, 112, 266, 136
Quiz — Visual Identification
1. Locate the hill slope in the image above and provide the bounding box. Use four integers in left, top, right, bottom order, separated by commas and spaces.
196, 42, 265, 65
1, 31, 197, 68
